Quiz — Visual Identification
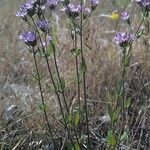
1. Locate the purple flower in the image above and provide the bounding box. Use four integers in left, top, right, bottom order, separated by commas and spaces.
16, 1, 36, 17
36, 19, 49, 32
91, 0, 100, 10
83, 7, 91, 19
65, 3, 81, 18
121, 11, 130, 20
136, 0, 150, 6
115, 32, 133, 47
24, 1, 36, 16
136, 0, 150, 11
25, 3, 34, 10
16, 5, 28, 17
47, 0, 60, 9
19, 31, 37, 46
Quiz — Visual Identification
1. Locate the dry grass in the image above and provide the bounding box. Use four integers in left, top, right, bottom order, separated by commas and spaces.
0, 0, 149, 149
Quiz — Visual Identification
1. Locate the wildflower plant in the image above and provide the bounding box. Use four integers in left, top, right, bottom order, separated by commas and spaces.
15, 0, 149, 149
16, 0, 100, 149
106, 2, 149, 149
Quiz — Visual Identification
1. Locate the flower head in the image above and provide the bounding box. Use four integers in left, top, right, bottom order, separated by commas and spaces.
65, 3, 81, 18
136, 0, 150, 11
47, 0, 60, 9
121, 11, 130, 20
110, 11, 120, 21
24, 1, 36, 16
83, 7, 91, 19
115, 32, 133, 47
91, 0, 100, 10
16, 1, 36, 17
16, 5, 28, 17
19, 31, 37, 46
36, 19, 49, 32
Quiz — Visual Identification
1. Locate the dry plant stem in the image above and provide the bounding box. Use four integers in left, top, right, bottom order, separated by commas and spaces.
136, 112, 147, 149
80, 0, 90, 149
31, 47, 55, 145
131, 110, 147, 143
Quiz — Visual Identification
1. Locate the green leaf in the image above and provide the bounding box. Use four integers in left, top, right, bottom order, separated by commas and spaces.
51, 21, 58, 45
75, 111, 80, 126
48, 42, 56, 55
124, 98, 131, 109
107, 130, 117, 148
67, 113, 73, 128
72, 142, 80, 150
125, 56, 130, 67
31, 73, 39, 80
136, 27, 144, 39
31, 72, 43, 81
112, 109, 120, 124
57, 77, 66, 93
120, 131, 128, 142
80, 57, 87, 75
107, 103, 113, 121
46, 83, 55, 94
39, 102, 47, 111
60, 77, 65, 92
37, 49, 50, 58
71, 48, 81, 56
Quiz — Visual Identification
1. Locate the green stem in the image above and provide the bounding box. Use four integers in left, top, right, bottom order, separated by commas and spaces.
80, 0, 90, 149
31, 17, 74, 147
53, 50, 69, 113
74, 30, 81, 138
45, 56, 75, 146
52, 46, 80, 147
31, 47, 56, 148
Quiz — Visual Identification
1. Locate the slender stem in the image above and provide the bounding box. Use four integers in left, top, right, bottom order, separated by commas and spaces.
80, 0, 90, 149
135, 17, 145, 36
74, 30, 81, 137
120, 51, 127, 133
31, 47, 56, 148
53, 51, 69, 113
25, 18, 37, 31
121, 52, 126, 113
31, 17, 74, 147
52, 35, 80, 148
45, 56, 75, 146
143, 17, 149, 61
